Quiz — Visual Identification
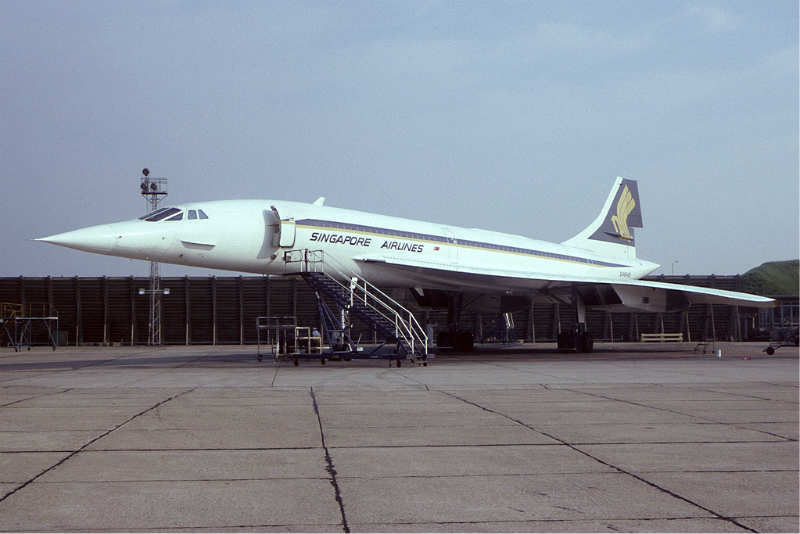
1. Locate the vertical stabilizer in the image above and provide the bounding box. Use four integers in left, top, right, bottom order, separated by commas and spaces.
562, 177, 643, 259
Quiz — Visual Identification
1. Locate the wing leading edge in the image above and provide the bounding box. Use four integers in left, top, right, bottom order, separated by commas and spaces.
354, 256, 775, 311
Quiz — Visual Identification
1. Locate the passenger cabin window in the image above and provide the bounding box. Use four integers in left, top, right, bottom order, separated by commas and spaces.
198, 209, 208, 219
145, 207, 180, 221
166, 212, 183, 221
188, 210, 197, 220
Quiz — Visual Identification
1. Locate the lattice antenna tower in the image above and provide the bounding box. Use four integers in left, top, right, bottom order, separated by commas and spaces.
140, 168, 168, 345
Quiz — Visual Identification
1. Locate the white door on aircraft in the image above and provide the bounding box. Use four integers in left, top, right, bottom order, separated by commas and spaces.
279, 219, 296, 248
267, 208, 281, 248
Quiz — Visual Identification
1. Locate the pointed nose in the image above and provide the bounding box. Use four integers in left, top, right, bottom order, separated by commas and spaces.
36, 224, 116, 255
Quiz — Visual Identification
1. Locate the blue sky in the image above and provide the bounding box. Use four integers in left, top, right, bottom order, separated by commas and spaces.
1, 0, 797, 277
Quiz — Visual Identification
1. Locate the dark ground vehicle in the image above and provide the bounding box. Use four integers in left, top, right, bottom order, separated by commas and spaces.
764, 326, 799, 354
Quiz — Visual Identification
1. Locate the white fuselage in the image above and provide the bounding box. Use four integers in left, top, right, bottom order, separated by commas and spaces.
41, 199, 658, 293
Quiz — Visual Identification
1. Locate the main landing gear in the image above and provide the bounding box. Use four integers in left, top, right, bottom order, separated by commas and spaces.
558, 289, 594, 353
557, 327, 594, 353
437, 331, 474, 352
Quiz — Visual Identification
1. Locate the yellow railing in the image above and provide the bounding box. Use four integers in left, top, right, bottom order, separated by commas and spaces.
0, 303, 54, 318
0, 302, 22, 319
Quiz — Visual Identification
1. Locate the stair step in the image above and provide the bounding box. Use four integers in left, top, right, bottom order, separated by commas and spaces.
300, 270, 427, 359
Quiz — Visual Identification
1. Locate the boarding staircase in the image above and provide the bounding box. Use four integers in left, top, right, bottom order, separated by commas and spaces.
284, 249, 429, 366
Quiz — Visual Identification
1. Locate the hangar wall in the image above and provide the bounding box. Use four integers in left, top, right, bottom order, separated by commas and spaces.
0, 274, 759, 346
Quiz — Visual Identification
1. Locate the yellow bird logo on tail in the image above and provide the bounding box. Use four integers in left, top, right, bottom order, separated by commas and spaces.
611, 185, 636, 240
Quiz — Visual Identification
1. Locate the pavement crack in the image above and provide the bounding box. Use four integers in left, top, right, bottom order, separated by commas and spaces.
0, 387, 73, 408
553, 504, 582, 513
0, 387, 195, 504
440, 390, 759, 534
697, 388, 773, 401
310, 387, 350, 533
271, 365, 279, 387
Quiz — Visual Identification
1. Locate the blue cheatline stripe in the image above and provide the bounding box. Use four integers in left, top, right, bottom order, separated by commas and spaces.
295, 218, 627, 268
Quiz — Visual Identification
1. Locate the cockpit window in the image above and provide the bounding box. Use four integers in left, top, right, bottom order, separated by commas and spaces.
142, 207, 205, 222
145, 207, 180, 221
139, 207, 170, 220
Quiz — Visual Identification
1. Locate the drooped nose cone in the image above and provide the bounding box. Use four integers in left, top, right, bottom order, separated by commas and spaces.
36, 224, 116, 255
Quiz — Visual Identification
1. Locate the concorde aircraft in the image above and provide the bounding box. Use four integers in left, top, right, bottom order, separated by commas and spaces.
37, 177, 774, 352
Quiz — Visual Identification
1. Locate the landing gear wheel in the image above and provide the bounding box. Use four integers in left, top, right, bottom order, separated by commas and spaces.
454, 332, 474, 352
293, 359, 299, 366
576, 333, 594, 353
396, 359, 402, 368
436, 331, 452, 348
321, 358, 326, 365
557, 331, 575, 351
766, 346, 775, 355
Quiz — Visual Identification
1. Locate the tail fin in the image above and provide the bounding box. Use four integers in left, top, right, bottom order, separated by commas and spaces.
561, 177, 643, 259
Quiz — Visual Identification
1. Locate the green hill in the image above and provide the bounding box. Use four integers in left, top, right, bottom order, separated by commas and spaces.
741, 260, 799, 296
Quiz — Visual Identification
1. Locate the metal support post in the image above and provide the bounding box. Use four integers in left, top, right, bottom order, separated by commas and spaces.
528, 300, 535, 342
552, 303, 560, 338
211, 276, 217, 345
265, 276, 271, 317
139, 168, 168, 346
18, 276, 25, 313
148, 261, 161, 345
75, 276, 81, 346
129, 276, 135, 345
184, 276, 191, 345
238, 276, 244, 345
47, 276, 54, 317
102, 276, 109, 345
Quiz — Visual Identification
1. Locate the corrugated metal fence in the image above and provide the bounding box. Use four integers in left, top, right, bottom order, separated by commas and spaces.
0, 275, 758, 346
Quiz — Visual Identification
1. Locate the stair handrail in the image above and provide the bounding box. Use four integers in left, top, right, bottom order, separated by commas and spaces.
321, 253, 427, 356
320, 270, 420, 355
352, 281, 424, 355
289, 249, 427, 355
324, 273, 401, 333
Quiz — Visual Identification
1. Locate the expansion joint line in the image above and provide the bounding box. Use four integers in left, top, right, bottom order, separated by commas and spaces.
0, 387, 196, 504
565, 387, 797, 443
310, 387, 350, 533
440, 390, 759, 534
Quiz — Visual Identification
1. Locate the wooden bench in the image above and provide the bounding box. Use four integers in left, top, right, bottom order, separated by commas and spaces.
640, 333, 684, 343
